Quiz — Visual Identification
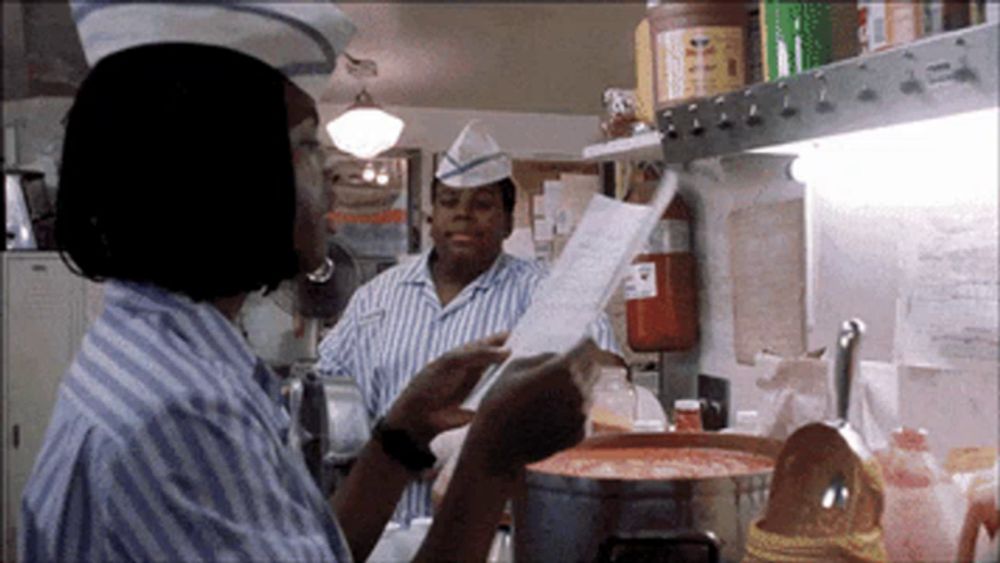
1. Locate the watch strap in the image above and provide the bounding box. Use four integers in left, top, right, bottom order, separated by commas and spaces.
372, 417, 436, 473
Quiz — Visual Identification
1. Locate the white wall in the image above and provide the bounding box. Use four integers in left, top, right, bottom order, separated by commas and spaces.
687, 110, 999, 457
679, 154, 806, 415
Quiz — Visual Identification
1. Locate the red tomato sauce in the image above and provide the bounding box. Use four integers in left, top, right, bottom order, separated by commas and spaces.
529, 447, 774, 480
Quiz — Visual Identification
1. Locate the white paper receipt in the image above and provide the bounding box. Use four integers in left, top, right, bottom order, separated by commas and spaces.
463, 172, 679, 409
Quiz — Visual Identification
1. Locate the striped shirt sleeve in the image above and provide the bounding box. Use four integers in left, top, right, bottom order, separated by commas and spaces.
99, 399, 341, 562
316, 293, 360, 380
317, 291, 382, 419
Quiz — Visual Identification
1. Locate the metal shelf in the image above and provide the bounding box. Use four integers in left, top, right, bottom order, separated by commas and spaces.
643, 23, 998, 164
581, 131, 662, 162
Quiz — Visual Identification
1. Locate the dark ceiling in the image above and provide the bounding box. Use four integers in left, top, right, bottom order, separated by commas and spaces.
3, 2, 89, 99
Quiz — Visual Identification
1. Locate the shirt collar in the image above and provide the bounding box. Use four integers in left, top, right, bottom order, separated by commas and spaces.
398, 250, 511, 291
398, 250, 434, 286
102, 281, 259, 379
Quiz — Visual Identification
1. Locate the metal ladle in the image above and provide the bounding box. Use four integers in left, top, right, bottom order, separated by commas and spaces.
822, 472, 850, 510
757, 318, 884, 538
833, 319, 864, 428
822, 319, 866, 511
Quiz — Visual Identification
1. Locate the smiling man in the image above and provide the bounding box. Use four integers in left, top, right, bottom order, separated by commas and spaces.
317, 120, 621, 524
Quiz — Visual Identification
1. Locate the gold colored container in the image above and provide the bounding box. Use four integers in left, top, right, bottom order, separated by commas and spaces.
648, 2, 747, 109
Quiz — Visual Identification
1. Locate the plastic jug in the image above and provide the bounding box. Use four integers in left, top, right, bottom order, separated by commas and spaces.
877, 427, 967, 562
588, 366, 637, 435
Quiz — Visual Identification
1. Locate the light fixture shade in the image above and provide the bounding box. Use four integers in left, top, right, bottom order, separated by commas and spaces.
326, 106, 404, 160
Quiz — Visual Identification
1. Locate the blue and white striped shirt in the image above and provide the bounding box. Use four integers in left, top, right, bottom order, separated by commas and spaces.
20, 281, 351, 562
317, 251, 620, 523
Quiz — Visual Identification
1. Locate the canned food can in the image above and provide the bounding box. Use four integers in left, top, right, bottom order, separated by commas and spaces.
760, 1, 833, 80
858, 1, 923, 54
648, 3, 747, 109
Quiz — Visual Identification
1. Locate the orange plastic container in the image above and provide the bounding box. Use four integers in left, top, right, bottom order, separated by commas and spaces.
625, 195, 698, 352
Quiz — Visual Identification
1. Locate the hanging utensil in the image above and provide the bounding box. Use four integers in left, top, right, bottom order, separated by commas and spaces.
747, 318, 888, 559
834, 319, 864, 426
818, 319, 866, 513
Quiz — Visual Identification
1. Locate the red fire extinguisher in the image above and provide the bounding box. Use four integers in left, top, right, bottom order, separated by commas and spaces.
625, 194, 698, 351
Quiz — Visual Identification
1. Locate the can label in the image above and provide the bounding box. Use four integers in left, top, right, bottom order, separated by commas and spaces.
761, 1, 833, 80
859, 1, 923, 53
655, 26, 745, 105
643, 219, 690, 254
922, 1, 969, 34
624, 262, 657, 301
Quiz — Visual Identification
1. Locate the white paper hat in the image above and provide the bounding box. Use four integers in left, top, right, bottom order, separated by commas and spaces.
435, 121, 513, 188
71, 1, 356, 98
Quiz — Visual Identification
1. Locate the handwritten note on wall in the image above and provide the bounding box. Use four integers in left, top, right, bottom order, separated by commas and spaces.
728, 199, 807, 365
895, 203, 999, 371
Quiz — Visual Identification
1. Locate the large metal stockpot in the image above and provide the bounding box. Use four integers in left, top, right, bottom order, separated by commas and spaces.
513, 433, 782, 563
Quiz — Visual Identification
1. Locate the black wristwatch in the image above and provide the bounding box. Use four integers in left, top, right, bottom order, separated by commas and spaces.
372, 417, 436, 473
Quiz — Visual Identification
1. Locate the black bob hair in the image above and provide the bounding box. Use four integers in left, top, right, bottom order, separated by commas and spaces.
431, 177, 517, 216
56, 43, 300, 302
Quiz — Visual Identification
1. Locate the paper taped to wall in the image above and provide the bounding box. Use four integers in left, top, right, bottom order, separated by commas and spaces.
463, 172, 679, 409
728, 199, 807, 365
894, 203, 999, 371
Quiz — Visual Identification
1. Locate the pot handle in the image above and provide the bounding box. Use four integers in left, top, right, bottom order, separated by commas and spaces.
595, 530, 721, 563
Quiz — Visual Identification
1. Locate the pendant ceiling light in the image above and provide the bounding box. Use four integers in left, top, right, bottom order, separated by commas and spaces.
326, 53, 404, 160
326, 89, 403, 160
